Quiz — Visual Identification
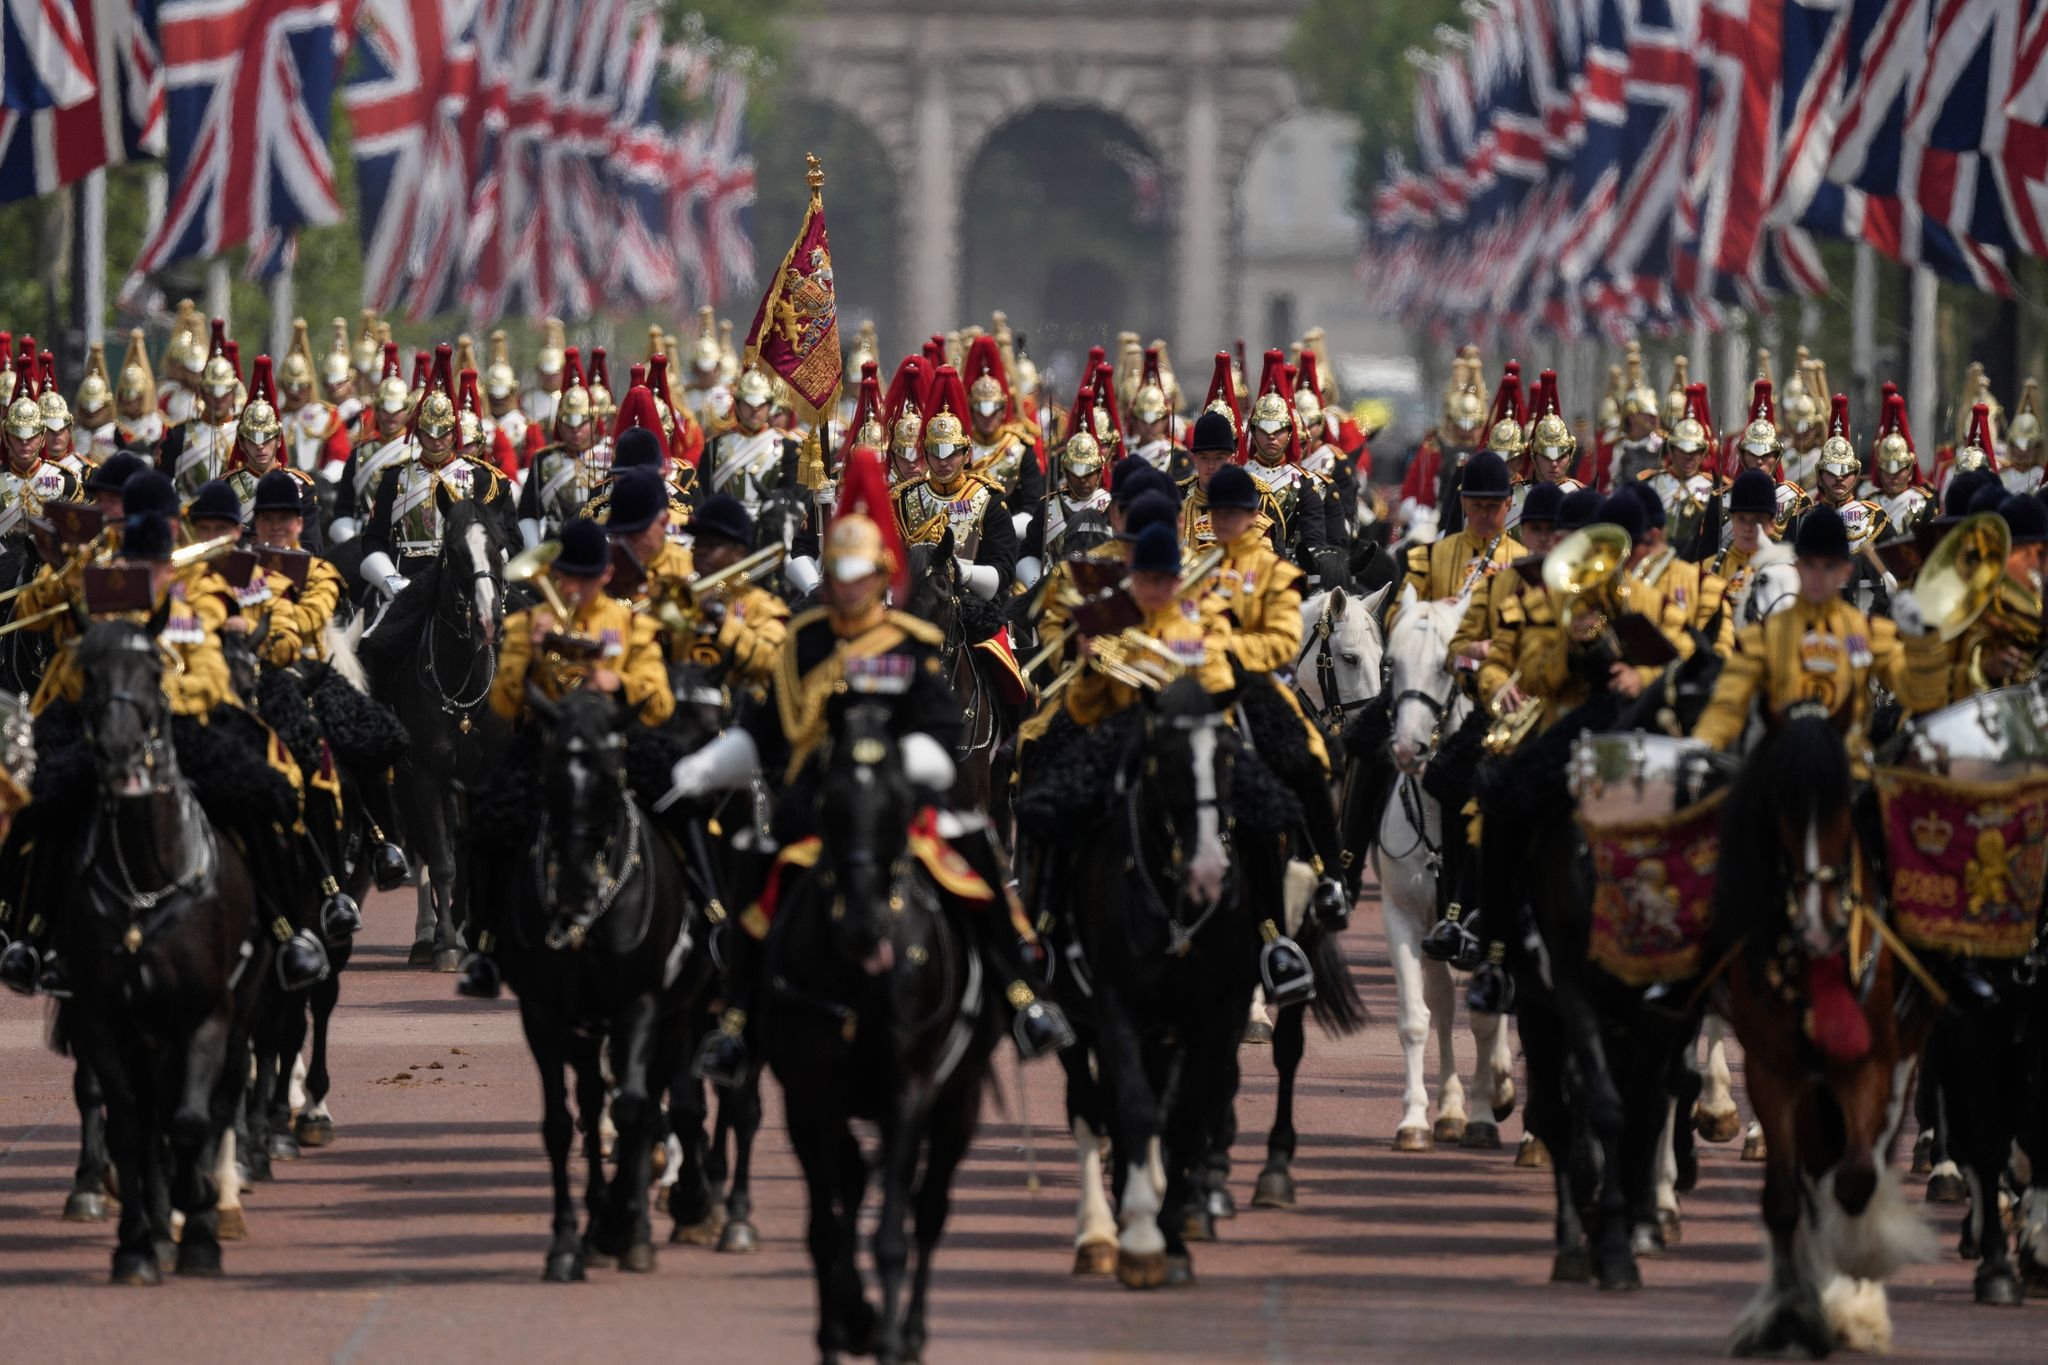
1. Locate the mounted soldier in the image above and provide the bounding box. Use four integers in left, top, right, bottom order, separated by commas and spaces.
1864, 386, 1935, 541
327, 342, 417, 544
156, 319, 243, 502
517, 348, 613, 546
1718, 368, 1810, 542
224, 357, 322, 549
1243, 348, 1341, 589
699, 362, 800, 519
275, 319, 352, 477
112, 328, 166, 457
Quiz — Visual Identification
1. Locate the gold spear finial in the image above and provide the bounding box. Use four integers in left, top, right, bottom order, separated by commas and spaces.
806, 152, 824, 201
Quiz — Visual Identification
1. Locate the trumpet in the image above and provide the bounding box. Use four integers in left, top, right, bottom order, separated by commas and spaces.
505, 539, 574, 621
1482, 668, 1546, 756
1042, 627, 1193, 701
170, 531, 245, 571
0, 528, 113, 604
1037, 546, 1225, 700
643, 545, 786, 650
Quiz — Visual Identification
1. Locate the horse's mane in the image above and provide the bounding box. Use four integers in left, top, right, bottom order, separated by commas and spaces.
1713, 714, 1851, 958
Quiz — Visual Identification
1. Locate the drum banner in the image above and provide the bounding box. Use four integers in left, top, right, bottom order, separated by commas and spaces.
1874, 766, 2048, 959
1581, 790, 1727, 986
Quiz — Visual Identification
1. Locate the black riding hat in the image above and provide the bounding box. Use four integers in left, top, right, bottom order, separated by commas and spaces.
555, 518, 610, 577
187, 479, 241, 526
1206, 463, 1261, 512
1130, 523, 1181, 575
1519, 481, 1565, 526
1189, 410, 1237, 455
122, 469, 178, 519
604, 470, 667, 535
1458, 450, 1511, 500
252, 469, 306, 515
85, 450, 146, 495
1119, 490, 1178, 541
691, 493, 754, 549
1793, 504, 1850, 560
1727, 468, 1778, 517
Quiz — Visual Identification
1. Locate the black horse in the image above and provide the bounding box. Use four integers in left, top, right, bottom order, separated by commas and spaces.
903, 533, 1017, 824
361, 492, 510, 969
55, 619, 266, 1283
0, 536, 57, 698
503, 689, 703, 1281
762, 703, 1003, 1363
1060, 678, 1270, 1289
1480, 635, 1726, 1290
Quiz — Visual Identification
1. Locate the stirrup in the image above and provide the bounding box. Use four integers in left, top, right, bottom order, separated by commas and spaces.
370, 838, 410, 892
692, 1016, 749, 1089
1010, 992, 1075, 1061
1311, 877, 1351, 930
319, 882, 363, 942
1466, 954, 1514, 1015
276, 929, 332, 993
1422, 905, 1476, 964
0, 938, 42, 996
1259, 921, 1316, 1009
36, 951, 71, 1001
454, 951, 501, 1000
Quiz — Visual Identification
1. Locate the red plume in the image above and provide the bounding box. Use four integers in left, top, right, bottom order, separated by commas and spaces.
1827, 392, 1852, 445
1891, 390, 1918, 457
920, 364, 971, 449
833, 445, 909, 604
646, 353, 671, 402
839, 361, 883, 467
250, 355, 276, 408
962, 335, 1012, 424
458, 367, 482, 418
612, 384, 671, 463
1202, 351, 1239, 422
381, 342, 402, 382
1088, 362, 1124, 460
883, 355, 928, 439
590, 346, 611, 396
9, 363, 33, 406
409, 351, 431, 393
1294, 350, 1322, 407
16, 336, 35, 390
1485, 361, 1525, 433
432, 342, 454, 397
1966, 401, 1996, 456
561, 347, 584, 391
0, 333, 13, 374
1747, 377, 1775, 427
627, 362, 647, 393
40, 350, 58, 398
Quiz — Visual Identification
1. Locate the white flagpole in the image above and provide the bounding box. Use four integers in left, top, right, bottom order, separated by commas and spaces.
269, 264, 293, 361
80, 170, 107, 347
1908, 267, 1939, 479
206, 258, 231, 328
1851, 243, 1877, 420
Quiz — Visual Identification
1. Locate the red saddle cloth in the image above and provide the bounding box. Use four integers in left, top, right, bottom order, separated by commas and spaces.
741, 808, 1029, 941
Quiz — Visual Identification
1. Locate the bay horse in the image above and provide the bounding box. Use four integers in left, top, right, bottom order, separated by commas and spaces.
55, 618, 266, 1283
1713, 714, 1940, 1355
362, 492, 510, 969
762, 703, 1002, 1363
504, 689, 703, 1281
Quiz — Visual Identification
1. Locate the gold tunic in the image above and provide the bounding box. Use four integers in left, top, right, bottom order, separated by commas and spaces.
1063, 599, 1235, 729
1198, 527, 1304, 675
490, 592, 674, 725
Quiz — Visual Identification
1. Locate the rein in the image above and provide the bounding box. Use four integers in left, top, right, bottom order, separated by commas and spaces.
531, 799, 647, 952
419, 562, 500, 730
1380, 772, 1441, 868
1118, 719, 1235, 958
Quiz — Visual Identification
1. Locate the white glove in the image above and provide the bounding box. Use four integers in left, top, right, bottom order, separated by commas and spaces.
901, 732, 957, 793
958, 560, 1000, 600
518, 518, 545, 550
785, 554, 822, 595
1015, 556, 1043, 589
654, 728, 762, 812
1011, 510, 1033, 540
327, 516, 358, 544
319, 463, 346, 485
360, 551, 406, 600
1890, 586, 1933, 638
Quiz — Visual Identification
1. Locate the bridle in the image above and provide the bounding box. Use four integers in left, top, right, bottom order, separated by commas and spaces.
1120, 710, 1236, 958
1295, 593, 1377, 730
419, 525, 502, 729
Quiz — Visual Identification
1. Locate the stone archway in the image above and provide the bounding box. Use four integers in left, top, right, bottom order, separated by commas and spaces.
748, 97, 904, 351
961, 105, 1170, 385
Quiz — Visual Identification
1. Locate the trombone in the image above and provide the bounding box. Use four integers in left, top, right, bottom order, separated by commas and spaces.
0, 526, 117, 605
1038, 545, 1227, 701
0, 531, 241, 639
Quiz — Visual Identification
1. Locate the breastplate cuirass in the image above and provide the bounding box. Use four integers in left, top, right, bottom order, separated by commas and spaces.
1247, 461, 1302, 536
971, 441, 1024, 494
0, 462, 64, 535
394, 459, 479, 555
901, 479, 992, 551
173, 422, 233, 500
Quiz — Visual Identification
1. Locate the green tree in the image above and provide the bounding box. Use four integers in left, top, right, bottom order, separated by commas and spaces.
1286, 0, 1465, 215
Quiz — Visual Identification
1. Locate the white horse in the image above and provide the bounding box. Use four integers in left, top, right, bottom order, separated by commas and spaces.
1295, 584, 1390, 733
1374, 587, 1515, 1151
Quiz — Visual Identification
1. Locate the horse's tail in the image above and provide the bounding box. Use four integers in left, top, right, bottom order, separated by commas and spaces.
1306, 922, 1367, 1036
325, 615, 370, 692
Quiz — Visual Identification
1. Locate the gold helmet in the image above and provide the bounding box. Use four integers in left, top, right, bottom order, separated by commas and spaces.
1013, 345, 1040, 398
276, 318, 313, 393
890, 403, 923, 456
856, 415, 885, 449
1250, 389, 1293, 435
322, 317, 353, 389
1292, 385, 1321, 426
923, 408, 967, 454
200, 319, 238, 398
822, 512, 891, 591
118, 328, 156, 411
1739, 370, 1782, 464
351, 308, 382, 381
1131, 381, 1169, 424
968, 371, 1005, 408
1620, 343, 1658, 420
733, 363, 774, 407
1061, 431, 1104, 479
1778, 346, 1817, 434
716, 319, 739, 385
164, 299, 204, 375
1817, 394, 1859, 477
376, 343, 410, 414
848, 319, 878, 376
1951, 361, 2001, 446
587, 348, 615, 422
1530, 409, 1574, 463
39, 388, 70, 433
689, 305, 720, 375
1113, 333, 1144, 413
1445, 354, 1486, 436
5, 394, 40, 440
2008, 377, 2041, 459
536, 316, 565, 380
1667, 414, 1709, 456
485, 329, 519, 403
76, 342, 112, 417
238, 395, 281, 442
553, 351, 592, 431
1661, 354, 1690, 430
416, 390, 457, 441
1598, 364, 1623, 434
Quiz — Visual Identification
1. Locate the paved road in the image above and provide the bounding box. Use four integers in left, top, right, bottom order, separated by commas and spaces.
1, 885, 2038, 1363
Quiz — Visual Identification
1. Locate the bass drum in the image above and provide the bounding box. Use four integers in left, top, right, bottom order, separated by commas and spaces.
1568, 731, 1731, 826
1894, 684, 2048, 783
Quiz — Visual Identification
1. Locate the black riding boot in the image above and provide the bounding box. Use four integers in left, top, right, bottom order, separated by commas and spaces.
349, 764, 411, 891
1421, 826, 1483, 970
692, 924, 758, 1089
949, 821, 1074, 1061
1287, 766, 1352, 930
455, 846, 502, 1000
240, 830, 329, 992
1464, 814, 1522, 1015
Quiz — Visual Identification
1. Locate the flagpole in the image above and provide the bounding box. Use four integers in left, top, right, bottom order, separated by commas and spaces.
270, 262, 294, 362
1851, 244, 1877, 420
1907, 267, 1938, 480
206, 259, 231, 330
77, 171, 108, 351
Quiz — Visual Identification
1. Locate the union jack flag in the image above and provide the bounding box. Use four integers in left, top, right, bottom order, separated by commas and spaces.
129, 0, 344, 285
0, 0, 164, 203
345, 0, 485, 318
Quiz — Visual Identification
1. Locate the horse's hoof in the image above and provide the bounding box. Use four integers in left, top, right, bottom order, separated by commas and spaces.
1657, 1209, 1683, 1247
619, 1242, 657, 1274
215, 1206, 247, 1241
267, 1130, 300, 1161
408, 939, 436, 967
1675, 1150, 1699, 1194
654, 1185, 669, 1214
1243, 1019, 1273, 1046
671, 1213, 724, 1247
244, 1150, 272, 1182
1694, 1106, 1741, 1144
1740, 1130, 1767, 1162
1598, 1255, 1643, 1291
1393, 1126, 1432, 1153
1181, 1207, 1215, 1243
1515, 1135, 1551, 1169
1630, 1223, 1664, 1258
582, 1244, 616, 1271
293, 1114, 335, 1148
1116, 1249, 1168, 1290
1252, 1169, 1297, 1209
1927, 1169, 1968, 1204
1072, 1241, 1117, 1276
1432, 1115, 1467, 1144
1550, 1246, 1593, 1284
175, 1239, 222, 1277
154, 1239, 176, 1272
110, 1251, 162, 1287
1492, 1078, 1517, 1122
1163, 1254, 1195, 1288
716, 1219, 758, 1254
1460, 1121, 1501, 1151
1976, 1266, 2024, 1306
649, 1143, 668, 1178
1206, 1186, 1236, 1221
543, 1251, 585, 1283
433, 948, 463, 973
1910, 1132, 1934, 1175
63, 1190, 109, 1222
